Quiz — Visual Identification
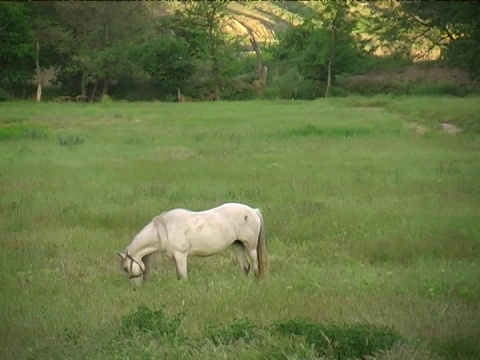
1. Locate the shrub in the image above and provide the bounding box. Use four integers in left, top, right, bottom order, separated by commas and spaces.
99, 94, 114, 103
0, 88, 11, 102
263, 68, 322, 100
341, 80, 410, 96
408, 83, 465, 96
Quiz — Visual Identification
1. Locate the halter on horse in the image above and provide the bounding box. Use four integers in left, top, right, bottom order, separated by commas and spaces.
122, 251, 145, 280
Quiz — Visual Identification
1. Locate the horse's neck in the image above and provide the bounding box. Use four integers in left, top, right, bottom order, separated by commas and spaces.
128, 222, 159, 260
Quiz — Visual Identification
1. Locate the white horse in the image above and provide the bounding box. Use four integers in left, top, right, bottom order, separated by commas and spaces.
117, 203, 268, 286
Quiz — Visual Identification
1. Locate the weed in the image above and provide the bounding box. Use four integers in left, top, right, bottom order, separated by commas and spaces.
57, 134, 85, 148
207, 318, 260, 345
285, 124, 372, 138
22, 128, 48, 140
121, 306, 183, 340
272, 319, 402, 359
0, 125, 48, 141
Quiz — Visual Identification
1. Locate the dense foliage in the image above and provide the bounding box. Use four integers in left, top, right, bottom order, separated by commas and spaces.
0, 2, 35, 95
0, 1, 479, 101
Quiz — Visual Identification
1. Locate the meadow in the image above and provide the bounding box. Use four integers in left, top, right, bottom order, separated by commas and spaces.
1, 97, 479, 359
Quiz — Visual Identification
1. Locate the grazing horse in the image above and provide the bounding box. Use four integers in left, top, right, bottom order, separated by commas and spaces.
117, 203, 268, 286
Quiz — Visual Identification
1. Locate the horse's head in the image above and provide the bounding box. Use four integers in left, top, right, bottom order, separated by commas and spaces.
117, 251, 145, 287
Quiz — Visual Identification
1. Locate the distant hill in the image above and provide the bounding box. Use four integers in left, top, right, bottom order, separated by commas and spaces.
146, 1, 315, 45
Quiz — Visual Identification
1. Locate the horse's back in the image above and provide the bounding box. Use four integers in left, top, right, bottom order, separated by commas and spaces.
160, 203, 261, 256
210, 203, 262, 245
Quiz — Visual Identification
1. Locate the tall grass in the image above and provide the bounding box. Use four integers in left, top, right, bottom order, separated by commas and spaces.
1, 98, 479, 359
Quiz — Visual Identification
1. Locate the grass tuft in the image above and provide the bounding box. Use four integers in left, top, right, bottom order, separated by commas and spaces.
272, 319, 402, 359
285, 124, 373, 138
207, 318, 260, 345
0, 125, 48, 141
121, 306, 183, 340
57, 134, 85, 148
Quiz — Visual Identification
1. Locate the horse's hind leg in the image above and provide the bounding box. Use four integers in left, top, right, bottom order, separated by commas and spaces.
232, 241, 250, 275
172, 252, 188, 280
246, 248, 259, 276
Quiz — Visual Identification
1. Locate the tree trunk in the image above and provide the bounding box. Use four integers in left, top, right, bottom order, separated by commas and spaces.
91, 80, 99, 98
212, 57, 220, 101
81, 73, 87, 97
246, 26, 267, 94
177, 87, 185, 102
35, 41, 42, 102
325, 25, 337, 99
248, 28, 263, 80
325, 54, 333, 98
102, 79, 109, 96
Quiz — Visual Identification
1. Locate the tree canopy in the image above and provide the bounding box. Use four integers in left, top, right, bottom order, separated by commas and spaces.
1, 1, 479, 101
0, 2, 35, 94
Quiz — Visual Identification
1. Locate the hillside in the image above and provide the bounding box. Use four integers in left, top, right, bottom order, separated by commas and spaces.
146, 1, 310, 45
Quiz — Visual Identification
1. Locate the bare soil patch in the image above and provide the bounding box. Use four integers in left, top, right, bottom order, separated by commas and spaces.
441, 123, 462, 134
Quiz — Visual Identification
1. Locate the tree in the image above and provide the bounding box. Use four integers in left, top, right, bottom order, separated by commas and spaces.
400, 2, 480, 75
179, 1, 231, 101
310, 2, 357, 98
366, 1, 480, 74
141, 36, 194, 100
28, 2, 68, 101
53, 2, 150, 97
0, 2, 34, 97
272, 3, 359, 98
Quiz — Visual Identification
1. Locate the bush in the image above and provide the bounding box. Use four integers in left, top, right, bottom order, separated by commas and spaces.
340, 80, 410, 96
110, 77, 161, 101
263, 68, 322, 100
408, 83, 466, 96
99, 94, 114, 103
0, 88, 11, 102
354, 55, 413, 74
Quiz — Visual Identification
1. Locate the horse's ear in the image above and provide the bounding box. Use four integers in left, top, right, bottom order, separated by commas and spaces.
117, 251, 127, 260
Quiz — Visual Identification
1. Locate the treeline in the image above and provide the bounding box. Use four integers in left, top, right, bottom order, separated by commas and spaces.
1, 1, 479, 102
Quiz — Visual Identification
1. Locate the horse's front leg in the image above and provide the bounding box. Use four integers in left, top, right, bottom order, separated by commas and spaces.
173, 252, 188, 280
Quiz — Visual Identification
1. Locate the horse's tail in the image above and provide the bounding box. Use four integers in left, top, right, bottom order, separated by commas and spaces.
255, 208, 269, 278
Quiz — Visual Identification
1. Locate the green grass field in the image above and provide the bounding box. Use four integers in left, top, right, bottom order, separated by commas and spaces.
1, 97, 479, 359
